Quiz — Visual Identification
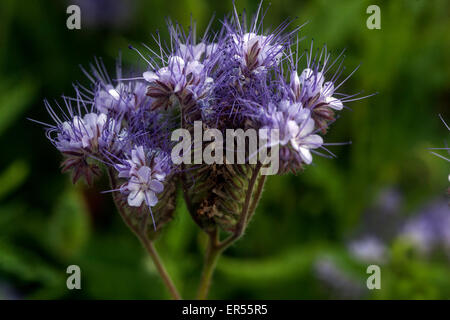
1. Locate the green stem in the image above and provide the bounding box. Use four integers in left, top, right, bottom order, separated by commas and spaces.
138, 235, 182, 300
196, 164, 265, 299
247, 174, 266, 222
196, 230, 222, 300
107, 168, 182, 300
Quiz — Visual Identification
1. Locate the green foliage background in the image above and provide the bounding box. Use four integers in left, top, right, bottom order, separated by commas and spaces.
0, 0, 448, 299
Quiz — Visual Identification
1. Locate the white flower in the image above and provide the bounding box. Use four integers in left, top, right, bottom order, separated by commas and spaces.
126, 166, 164, 207
233, 32, 283, 71
321, 81, 343, 110
289, 117, 323, 164
264, 101, 323, 165
291, 68, 344, 111
117, 145, 146, 178
299, 68, 324, 98
143, 56, 186, 92
116, 145, 168, 208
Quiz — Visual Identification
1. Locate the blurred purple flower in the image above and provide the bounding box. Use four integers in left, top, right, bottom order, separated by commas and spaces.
314, 258, 366, 299
348, 236, 387, 263
400, 198, 450, 256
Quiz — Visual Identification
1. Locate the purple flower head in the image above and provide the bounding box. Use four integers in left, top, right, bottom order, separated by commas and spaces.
236, 40, 370, 174
230, 32, 283, 74
112, 104, 175, 210
132, 20, 218, 112
82, 57, 150, 116
143, 56, 213, 109
288, 44, 343, 108
223, 2, 293, 75
43, 90, 125, 184
259, 98, 323, 173
285, 42, 368, 133
290, 68, 342, 110
55, 112, 117, 154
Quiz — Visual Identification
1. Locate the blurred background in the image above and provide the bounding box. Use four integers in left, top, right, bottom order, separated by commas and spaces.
0, 0, 449, 299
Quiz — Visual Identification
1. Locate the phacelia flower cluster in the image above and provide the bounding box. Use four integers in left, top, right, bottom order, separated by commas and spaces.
39, 3, 366, 232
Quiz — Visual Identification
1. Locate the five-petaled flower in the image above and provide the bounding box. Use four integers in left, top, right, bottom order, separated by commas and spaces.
116, 145, 168, 208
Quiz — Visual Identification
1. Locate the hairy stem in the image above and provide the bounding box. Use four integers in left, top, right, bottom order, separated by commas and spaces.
107, 168, 182, 300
